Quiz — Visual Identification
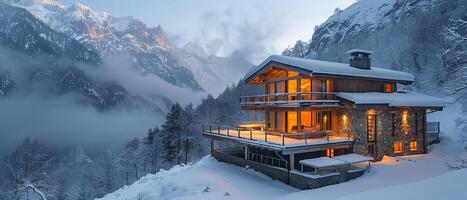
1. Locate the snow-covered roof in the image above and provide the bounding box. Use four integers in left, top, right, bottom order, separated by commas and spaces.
299, 157, 347, 168
245, 55, 415, 83
347, 49, 373, 54
334, 154, 373, 164
337, 91, 446, 108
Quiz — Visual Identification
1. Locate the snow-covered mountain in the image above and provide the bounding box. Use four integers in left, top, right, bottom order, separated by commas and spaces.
0, 2, 175, 112
3, 0, 202, 91
0, 2, 99, 63
284, 0, 466, 105
4, 0, 253, 95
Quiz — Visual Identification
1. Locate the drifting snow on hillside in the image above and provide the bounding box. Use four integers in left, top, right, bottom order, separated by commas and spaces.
99, 104, 467, 200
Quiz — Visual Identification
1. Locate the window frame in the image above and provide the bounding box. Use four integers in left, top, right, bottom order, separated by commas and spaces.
367, 114, 377, 142
394, 142, 403, 153
409, 141, 417, 151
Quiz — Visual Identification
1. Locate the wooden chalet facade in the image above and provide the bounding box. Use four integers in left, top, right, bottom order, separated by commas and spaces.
202, 50, 444, 189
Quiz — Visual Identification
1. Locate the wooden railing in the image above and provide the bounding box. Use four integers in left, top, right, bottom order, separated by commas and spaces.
239, 92, 339, 106
202, 123, 352, 146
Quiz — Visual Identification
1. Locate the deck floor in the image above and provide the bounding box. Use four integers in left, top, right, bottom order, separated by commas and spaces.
206, 129, 352, 147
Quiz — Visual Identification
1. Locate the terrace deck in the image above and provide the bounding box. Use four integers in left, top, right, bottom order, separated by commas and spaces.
203, 127, 353, 155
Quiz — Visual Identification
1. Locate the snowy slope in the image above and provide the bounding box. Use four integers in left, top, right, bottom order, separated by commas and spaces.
98, 157, 297, 200
99, 103, 467, 200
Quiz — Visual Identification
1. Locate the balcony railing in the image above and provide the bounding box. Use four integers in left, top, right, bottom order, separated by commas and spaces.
239, 92, 339, 107
202, 123, 352, 147
427, 122, 440, 144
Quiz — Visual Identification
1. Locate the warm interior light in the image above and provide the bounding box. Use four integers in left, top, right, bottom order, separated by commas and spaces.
287, 111, 298, 133
409, 141, 417, 151
326, 148, 334, 157
401, 110, 409, 134
394, 142, 403, 153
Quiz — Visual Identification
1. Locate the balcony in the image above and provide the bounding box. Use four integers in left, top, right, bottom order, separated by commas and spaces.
202, 123, 353, 154
239, 92, 340, 108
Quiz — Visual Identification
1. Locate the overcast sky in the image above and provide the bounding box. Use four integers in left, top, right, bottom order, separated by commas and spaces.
59, 0, 356, 62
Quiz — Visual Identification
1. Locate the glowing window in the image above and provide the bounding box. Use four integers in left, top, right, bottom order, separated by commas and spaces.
401, 110, 409, 134
287, 111, 298, 133
326, 148, 334, 158
409, 141, 417, 151
287, 71, 299, 77
301, 111, 312, 128
367, 114, 376, 142
394, 142, 403, 153
384, 83, 394, 93
287, 79, 297, 100
300, 78, 311, 92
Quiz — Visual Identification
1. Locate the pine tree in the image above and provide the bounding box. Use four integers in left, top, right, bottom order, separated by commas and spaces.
181, 103, 195, 164
161, 103, 183, 164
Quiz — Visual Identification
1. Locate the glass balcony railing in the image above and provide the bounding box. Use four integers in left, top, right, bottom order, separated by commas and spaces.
239, 92, 339, 107
202, 123, 352, 147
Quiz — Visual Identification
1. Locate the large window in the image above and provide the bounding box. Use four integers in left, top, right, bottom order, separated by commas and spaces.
287, 71, 299, 77
301, 111, 312, 128
300, 78, 311, 92
287, 111, 298, 133
300, 78, 311, 100
384, 83, 394, 93
409, 141, 417, 151
287, 79, 298, 100
394, 142, 403, 153
367, 114, 376, 142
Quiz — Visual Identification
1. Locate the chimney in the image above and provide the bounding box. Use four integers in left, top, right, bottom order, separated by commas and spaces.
347, 49, 373, 70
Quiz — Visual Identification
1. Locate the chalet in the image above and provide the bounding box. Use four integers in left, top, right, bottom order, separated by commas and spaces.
202, 50, 444, 189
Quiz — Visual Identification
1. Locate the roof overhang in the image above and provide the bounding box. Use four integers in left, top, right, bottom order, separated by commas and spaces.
337, 92, 446, 110
244, 55, 415, 85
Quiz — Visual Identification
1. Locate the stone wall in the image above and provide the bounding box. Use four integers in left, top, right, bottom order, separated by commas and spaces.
337, 102, 427, 161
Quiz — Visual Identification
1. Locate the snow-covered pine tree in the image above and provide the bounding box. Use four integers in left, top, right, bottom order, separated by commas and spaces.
161, 103, 183, 165
147, 127, 163, 173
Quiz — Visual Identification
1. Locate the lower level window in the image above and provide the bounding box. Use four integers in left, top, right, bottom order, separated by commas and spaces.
394, 142, 403, 153
326, 148, 334, 157
409, 141, 417, 151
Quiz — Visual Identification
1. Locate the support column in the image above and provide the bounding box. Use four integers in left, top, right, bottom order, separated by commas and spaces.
210, 139, 214, 155
244, 145, 249, 160
297, 109, 302, 133
290, 153, 295, 171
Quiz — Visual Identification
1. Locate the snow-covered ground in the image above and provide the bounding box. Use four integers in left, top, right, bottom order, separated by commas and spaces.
99, 104, 467, 200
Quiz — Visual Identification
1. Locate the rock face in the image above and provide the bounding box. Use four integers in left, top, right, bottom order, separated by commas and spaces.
6, 0, 203, 91
0, 0, 255, 112
4, 0, 254, 95
0, 2, 99, 63
283, 0, 467, 103
0, 2, 173, 112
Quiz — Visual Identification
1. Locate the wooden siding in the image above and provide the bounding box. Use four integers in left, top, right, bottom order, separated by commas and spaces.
332, 78, 393, 93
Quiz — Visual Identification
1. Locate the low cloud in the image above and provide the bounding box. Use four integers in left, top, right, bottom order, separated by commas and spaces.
88, 54, 206, 108
0, 94, 163, 157
196, 6, 287, 63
